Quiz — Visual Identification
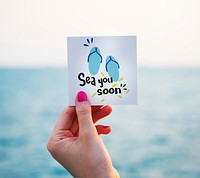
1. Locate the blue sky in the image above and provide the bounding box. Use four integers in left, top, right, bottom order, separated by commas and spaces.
0, 0, 200, 68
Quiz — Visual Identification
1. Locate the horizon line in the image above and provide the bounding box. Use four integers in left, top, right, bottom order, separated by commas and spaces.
0, 66, 200, 70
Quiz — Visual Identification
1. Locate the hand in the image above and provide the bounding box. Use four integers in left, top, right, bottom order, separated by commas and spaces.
47, 91, 120, 178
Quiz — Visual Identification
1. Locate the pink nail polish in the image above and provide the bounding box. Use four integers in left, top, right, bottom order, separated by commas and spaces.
77, 91, 87, 102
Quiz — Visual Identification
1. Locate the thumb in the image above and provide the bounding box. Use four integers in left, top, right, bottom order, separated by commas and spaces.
75, 91, 97, 138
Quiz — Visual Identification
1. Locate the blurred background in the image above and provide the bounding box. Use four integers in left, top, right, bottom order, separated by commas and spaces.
0, 0, 200, 177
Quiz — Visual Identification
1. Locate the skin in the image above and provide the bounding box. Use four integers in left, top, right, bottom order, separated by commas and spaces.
47, 92, 120, 178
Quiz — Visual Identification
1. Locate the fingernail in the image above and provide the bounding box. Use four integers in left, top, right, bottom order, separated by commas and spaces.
102, 126, 110, 129
77, 91, 87, 102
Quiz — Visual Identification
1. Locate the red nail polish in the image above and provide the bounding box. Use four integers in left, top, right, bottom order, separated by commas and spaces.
77, 91, 87, 102
102, 126, 110, 129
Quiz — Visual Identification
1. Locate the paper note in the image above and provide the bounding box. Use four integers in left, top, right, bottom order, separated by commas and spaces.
67, 36, 137, 105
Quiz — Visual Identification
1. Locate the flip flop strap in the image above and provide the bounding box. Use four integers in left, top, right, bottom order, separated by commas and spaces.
105, 57, 120, 72
87, 48, 102, 63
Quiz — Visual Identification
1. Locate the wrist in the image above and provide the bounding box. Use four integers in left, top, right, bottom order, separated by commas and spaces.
111, 167, 120, 178
77, 166, 119, 178
93, 166, 120, 178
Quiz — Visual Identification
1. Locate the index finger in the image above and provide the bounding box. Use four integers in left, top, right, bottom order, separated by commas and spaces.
53, 106, 76, 131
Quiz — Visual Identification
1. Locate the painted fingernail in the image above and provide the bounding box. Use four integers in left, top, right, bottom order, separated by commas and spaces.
102, 126, 110, 129
77, 91, 87, 102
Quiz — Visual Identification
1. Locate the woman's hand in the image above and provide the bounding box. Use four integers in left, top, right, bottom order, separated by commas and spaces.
47, 91, 120, 178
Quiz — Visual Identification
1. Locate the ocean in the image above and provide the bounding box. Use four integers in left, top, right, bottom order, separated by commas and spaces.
0, 68, 200, 178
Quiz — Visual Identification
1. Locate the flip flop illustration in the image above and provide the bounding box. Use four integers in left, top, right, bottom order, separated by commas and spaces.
88, 47, 102, 75
105, 56, 120, 82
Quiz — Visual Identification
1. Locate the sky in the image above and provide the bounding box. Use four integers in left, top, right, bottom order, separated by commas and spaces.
0, 0, 200, 68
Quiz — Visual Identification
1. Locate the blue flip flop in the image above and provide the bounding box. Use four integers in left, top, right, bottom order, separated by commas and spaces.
88, 47, 102, 75
105, 56, 120, 82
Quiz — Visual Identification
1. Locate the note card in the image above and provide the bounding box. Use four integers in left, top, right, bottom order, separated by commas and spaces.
67, 36, 137, 105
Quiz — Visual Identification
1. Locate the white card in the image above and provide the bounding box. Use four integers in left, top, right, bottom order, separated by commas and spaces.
67, 36, 137, 105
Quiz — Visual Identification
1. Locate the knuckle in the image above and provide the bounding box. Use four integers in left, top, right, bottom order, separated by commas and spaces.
46, 137, 57, 154
77, 107, 91, 117
61, 107, 73, 117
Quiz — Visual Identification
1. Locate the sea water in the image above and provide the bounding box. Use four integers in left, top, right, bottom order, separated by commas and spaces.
0, 68, 200, 178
